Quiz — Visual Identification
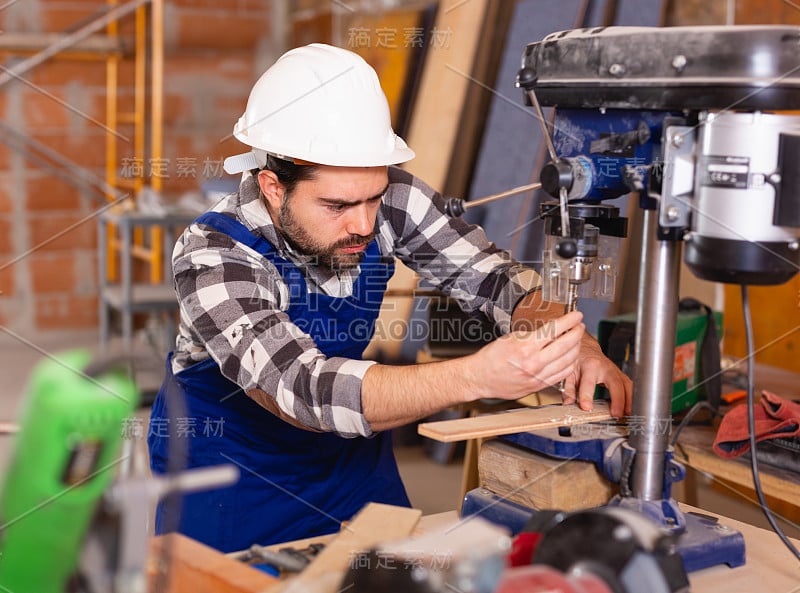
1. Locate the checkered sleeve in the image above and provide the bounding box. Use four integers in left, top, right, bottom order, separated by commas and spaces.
382, 167, 540, 333
172, 223, 375, 438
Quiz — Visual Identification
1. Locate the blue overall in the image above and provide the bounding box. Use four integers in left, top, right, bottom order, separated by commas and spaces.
148, 212, 410, 552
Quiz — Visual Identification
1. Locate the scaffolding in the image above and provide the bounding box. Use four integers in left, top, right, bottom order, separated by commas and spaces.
0, 0, 170, 348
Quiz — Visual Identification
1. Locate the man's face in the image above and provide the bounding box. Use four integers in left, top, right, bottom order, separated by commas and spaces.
267, 166, 389, 271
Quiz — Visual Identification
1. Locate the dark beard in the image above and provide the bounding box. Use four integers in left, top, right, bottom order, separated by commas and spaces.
278, 199, 375, 271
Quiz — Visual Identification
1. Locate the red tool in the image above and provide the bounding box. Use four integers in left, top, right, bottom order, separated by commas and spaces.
496, 565, 613, 593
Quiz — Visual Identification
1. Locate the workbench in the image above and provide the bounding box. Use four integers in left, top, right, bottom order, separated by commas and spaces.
675, 363, 800, 510
148, 505, 799, 592
675, 424, 800, 509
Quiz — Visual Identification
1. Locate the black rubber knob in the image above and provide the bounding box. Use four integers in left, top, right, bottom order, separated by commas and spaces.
517, 66, 537, 89
444, 196, 465, 217
556, 238, 578, 259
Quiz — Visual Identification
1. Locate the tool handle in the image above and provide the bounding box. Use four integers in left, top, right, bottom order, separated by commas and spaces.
444, 182, 542, 217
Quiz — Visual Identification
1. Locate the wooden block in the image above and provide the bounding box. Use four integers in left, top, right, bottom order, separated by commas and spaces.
279, 503, 422, 593
478, 439, 615, 511
147, 533, 278, 593
418, 402, 612, 442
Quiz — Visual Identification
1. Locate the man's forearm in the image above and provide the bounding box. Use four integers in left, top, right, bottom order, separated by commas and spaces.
359, 291, 577, 433
361, 357, 479, 432
360, 309, 587, 432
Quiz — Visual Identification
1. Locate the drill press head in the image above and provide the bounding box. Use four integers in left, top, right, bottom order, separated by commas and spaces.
518, 25, 800, 288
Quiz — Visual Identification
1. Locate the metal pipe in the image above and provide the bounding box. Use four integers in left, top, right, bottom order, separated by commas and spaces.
0, 121, 127, 201
629, 209, 682, 500
524, 89, 558, 162
0, 0, 149, 89
557, 283, 580, 393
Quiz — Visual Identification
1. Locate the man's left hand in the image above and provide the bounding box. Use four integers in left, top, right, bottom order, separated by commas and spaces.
560, 334, 632, 418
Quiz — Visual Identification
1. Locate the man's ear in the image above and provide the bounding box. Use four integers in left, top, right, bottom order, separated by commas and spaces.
256, 170, 285, 211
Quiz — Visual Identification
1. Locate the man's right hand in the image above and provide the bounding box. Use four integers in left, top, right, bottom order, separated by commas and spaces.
462, 311, 585, 402
362, 311, 585, 433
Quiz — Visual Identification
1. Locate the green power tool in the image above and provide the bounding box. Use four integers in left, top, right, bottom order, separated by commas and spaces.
0, 350, 139, 593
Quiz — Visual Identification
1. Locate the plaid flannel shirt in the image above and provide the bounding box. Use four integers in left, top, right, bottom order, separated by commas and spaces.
171, 166, 540, 437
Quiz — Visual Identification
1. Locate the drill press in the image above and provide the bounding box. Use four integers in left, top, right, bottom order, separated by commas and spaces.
462, 24, 800, 581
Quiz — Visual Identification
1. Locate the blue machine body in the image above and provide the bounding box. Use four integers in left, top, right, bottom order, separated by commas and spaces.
552, 108, 677, 206
502, 426, 626, 483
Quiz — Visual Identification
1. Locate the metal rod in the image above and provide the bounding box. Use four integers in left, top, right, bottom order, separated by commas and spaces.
525, 89, 559, 162
0, 121, 127, 201
559, 186, 571, 239
463, 182, 542, 211
557, 283, 580, 393
0, 422, 19, 434
565, 283, 579, 314
629, 209, 682, 500
0, 0, 149, 89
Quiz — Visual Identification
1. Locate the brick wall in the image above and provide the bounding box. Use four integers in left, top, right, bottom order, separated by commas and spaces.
0, 0, 281, 336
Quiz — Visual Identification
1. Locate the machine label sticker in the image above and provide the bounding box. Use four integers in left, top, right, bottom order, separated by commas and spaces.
673, 341, 697, 387
701, 155, 750, 189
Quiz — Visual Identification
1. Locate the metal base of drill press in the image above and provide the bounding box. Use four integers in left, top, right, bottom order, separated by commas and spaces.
610, 496, 745, 572
462, 488, 745, 573
495, 428, 746, 571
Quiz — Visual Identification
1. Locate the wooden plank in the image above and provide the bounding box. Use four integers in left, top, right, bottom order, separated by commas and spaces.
418, 402, 612, 442
147, 533, 278, 593
278, 503, 422, 593
401, 0, 490, 193
735, 0, 800, 25
478, 439, 616, 511
442, 0, 515, 200
369, 0, 492, 360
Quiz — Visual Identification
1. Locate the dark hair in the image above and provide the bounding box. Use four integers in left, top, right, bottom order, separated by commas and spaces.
253, 154, 318, 196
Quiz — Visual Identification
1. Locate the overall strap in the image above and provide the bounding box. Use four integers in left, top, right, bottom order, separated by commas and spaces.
194, 211, 276, 255
195, 211, 307, 299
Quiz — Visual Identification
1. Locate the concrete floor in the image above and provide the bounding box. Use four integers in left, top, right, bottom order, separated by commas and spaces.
0, 327, 797, 542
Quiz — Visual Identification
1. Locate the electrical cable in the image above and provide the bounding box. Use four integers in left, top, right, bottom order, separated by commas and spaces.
619, 446, 634, 498
741, 284, 800, 561
670, 401, 721, 447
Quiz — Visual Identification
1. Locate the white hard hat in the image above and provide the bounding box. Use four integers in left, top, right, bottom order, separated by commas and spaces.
223, 43, 415, 173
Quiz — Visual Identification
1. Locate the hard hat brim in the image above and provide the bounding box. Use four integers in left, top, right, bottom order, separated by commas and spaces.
223, 141, 415, 174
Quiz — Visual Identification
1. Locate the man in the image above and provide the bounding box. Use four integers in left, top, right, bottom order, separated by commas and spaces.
148, 43, 632, 552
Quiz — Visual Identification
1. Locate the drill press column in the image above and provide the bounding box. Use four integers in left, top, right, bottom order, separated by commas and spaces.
628, 209, 682, 500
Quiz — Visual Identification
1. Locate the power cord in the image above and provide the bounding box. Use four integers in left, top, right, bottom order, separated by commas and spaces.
670, 401, 722, 448
741, 284, 800, 561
